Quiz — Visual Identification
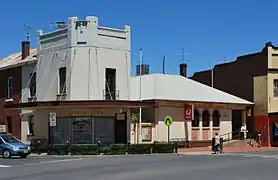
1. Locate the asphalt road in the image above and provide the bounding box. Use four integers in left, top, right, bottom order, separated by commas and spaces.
0, 151, 277, 180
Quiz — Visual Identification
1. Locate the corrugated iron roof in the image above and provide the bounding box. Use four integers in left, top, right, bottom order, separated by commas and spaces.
0, 48, 37, 71
129, 73, 253, 105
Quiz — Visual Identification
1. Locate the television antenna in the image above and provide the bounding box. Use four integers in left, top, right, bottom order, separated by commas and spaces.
24, 24, 32, 41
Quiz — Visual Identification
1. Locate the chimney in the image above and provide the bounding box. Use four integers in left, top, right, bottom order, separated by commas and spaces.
56, 21, 66, 29
179, 63, 187, 77
21, 41, 30, 60
136, 64, 150, 76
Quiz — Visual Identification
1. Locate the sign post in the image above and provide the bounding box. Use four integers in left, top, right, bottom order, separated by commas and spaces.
164, 116, 173, 143
49, 112, 56, 155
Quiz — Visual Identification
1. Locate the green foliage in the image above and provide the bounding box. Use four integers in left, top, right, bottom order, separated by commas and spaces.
49, 143, 176, 156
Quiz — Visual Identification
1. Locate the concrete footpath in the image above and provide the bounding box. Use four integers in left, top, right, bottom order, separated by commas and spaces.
178, 146, 278, 155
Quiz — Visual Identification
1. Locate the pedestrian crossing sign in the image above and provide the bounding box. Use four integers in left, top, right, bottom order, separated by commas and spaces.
164, 116, 173, 127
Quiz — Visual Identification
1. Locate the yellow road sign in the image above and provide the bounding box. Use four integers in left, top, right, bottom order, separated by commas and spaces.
164, 116, 173, 127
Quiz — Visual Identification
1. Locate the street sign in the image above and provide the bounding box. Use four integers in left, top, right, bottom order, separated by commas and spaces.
184, 104, 194, 121
49, 112, 57, 127
164, 116, 173, 127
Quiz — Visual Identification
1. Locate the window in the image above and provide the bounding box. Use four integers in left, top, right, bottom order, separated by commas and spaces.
29, 72, 36, 98
274, 79, 278, 97
212, 110, 220, 127
202, 110, 210, 127
105, 68, 116, 100
192, 110, 200, 127
28, 115, 34, 136
6, 116, 12, 133
59, 67, 67, 94
7, 77, 12, 99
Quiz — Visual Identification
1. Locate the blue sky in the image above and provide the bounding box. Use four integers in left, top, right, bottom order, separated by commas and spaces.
1, 0, 278, 76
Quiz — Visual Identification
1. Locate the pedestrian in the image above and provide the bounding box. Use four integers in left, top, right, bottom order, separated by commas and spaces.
257, 130, 262, 147
213, 133, 222, 154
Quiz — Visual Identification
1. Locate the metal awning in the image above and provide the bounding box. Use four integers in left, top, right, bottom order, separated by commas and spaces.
4, 100, 155, 111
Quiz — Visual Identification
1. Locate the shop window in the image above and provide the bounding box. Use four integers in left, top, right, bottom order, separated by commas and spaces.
212, 110, 220, 127
192, 110, 200, 127
274, 79, 278, 97
202, 110, 210, 127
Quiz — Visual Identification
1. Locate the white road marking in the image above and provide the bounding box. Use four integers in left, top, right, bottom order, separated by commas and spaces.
222, 153, 278, 160
23, 158, 84, 166
0, 165, 11, 168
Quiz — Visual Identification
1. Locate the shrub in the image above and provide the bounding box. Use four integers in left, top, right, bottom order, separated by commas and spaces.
71, 145, 98, 155
128, 144, 152, 154
152, 143, 174, 153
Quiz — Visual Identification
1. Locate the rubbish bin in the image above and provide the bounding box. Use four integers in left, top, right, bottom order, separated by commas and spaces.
211, 137, 224, 152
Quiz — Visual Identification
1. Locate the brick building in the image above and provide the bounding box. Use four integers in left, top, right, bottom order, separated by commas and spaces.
0, 41, 37, 138
191, 42, 278, 146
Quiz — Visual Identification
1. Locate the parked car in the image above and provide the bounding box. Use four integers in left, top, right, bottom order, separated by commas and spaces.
0, 134, 31, 158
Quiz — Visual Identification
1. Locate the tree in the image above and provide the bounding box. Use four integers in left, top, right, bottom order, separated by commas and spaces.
131, 112, 139, 124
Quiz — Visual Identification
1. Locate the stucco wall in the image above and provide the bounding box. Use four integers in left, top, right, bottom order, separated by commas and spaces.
254, 75, 268, 116
37, 16, 130, 101
143, 103, 232, 142
268, 73, 278, 113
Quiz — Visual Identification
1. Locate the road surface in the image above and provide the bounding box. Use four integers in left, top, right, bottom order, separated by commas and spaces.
0, 152, 277, 180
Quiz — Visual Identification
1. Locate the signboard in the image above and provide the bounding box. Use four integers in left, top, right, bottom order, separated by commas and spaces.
141, 123, 152, 142
0, 125, 6, 133
164, 116, 173, 127
184, 104, 194, 121
49, 112, 57, 127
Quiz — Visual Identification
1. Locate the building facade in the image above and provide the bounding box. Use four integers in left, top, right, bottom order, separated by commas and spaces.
129, 73, 252, 144
18, 16, 133, 145
191, 42, 278, 146
0, 41, 37, 139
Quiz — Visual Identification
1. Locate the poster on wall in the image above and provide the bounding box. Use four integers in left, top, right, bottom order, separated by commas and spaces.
141, 124, 152, 142
0, 125, 6, 133
72, 118, 92, 144
184, 104, 194, 121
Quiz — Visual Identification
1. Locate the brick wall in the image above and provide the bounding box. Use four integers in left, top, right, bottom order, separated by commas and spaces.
0, 67, 22, 138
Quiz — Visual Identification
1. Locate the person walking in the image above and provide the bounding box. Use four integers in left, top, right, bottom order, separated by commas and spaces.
213, 133, 222, 154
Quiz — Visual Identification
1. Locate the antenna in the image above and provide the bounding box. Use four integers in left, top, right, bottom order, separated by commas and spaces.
24, 24, 32, 41
49, 22, 56, 30
181, 48, 184, 63
163, 56, 165, 74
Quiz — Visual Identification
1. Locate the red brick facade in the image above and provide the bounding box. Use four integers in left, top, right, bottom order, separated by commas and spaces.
0, 66, 22, 138
191, 45, 269, 135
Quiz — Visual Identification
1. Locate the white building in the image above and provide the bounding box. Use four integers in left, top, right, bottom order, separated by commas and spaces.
4, 16, 253, 147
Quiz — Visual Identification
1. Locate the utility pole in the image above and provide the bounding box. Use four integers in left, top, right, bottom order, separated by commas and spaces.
138, 49, 143, 144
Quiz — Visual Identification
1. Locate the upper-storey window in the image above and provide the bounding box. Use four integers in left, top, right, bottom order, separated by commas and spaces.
30, 72, 36, 98
274, 79, 278, 97
59, 67, 67, 94
7, 77, 13, 99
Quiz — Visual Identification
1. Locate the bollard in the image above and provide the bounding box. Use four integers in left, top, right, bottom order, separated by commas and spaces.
37, 140, 41, 155
186, 138, 189, 148
66, 140, 70, 155
174, 141, 178, 153
97, 141, 101, 155
126, 141, 130, 154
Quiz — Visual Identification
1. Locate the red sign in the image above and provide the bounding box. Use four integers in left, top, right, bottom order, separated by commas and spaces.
184, 104, 194, 121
